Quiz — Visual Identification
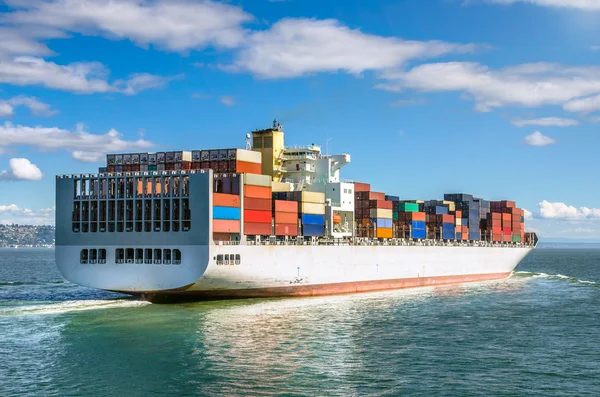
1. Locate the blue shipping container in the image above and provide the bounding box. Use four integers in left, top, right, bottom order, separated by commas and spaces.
468, 209, 480, 219
442, 231, 455, 240
376, 218, 393, 228
303, 224, 324, 237
385, 195, 400, 201
462, 218, 468, 225
272, 192, 287, 200
442, 223, 455, 231
412, 221, 426, 229
213, 206, 241, 221
412, 229, 427, 239
301, 214, 325, 225
469, 231, 481, 240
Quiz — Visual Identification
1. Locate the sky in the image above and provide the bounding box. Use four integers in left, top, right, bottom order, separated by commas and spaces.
0, 0, 599, 240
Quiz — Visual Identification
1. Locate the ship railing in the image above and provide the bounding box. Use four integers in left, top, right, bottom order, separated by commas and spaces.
125, 259, 134, 264
116, 259, 124, 264
154, 260, 161, 264
164, 260, 171, 265
172, 260, 182, 265
89, 260, 97, 264
98, 260, 106, 264
144, 259, 152, 264
135, 259, 143, 264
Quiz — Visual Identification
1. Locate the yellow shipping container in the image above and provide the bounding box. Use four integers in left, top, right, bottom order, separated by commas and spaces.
369, 208, 393, 219
443, 200, 456, 212
300, 202, 325, 215
243, 173, 272, 187
456, 217, 462, 226
293, 191, 325, 204
272, 181, 291, 192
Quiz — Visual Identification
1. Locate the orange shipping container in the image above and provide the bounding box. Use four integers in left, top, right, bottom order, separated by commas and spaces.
244, 210, 272, 223
244, 198, 272, 211
213, 232, 232, 241
244, 222, 272, 235
360, 218, 370, 227
244, 185, 271, 199
502, 213, 511, 222
376, 228, 393, 239
461, 232, 468, 240
442, 214, 454, 224
455, 210, 462, 218
213, 193, 240, 208
275, 224, 298, 236
235, 161, 262, 174
274, 200, 298, 213
213, 220, 240, 233
275, 212, 297, 224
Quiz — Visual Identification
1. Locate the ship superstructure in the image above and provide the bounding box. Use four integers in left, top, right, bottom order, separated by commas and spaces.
55, 120, 537, 303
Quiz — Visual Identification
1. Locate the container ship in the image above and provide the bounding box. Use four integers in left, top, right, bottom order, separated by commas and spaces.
55, 120, 538, 303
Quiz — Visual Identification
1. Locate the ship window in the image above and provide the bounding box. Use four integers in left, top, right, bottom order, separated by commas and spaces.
172, 199, 180, 220
135, 222, 142, 232
117, 222, 124, 232
108, 201, 115, 222
253, 136, 262, 149
135, 201, 142, 221
108, 222, 115, 232
115, 249, 124, 264
154, 200, 161, 220
144, 200, 152, 220
126, 200, 133, 221
99, 201, 107, 222
264, 136, 273, 149
117, 201, 125, 221
108, 178, 116, 199
164, 177, 171, 196
99, 222, 106, 232
80, 249, 88, 264
82, 223, 89, 233
145, 221, 152, 232
99, 249, 106, 263
81, 201, 89, 222
154, 249, 162, 264
163, 249, 171, 264
173, 177, 180, 197
91, 223, 98, 233
90, 249, 97, 263
126, 177, 134, 198
182, 199, 191, 232
183, 176, 189, 197
90, 201, 98, 222
135, 249, 143, 263
73, 202, 81, 222
172, 221, 180, 232
216, 254, 223, 265
235, 254, 241, 264
117, 178, 124, 199
126, 248, 134, 263
145, 248, 152, 264
173, 249, 181, 264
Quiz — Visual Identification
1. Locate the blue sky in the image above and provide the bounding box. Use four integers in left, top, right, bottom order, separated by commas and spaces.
0, 0, 599, 239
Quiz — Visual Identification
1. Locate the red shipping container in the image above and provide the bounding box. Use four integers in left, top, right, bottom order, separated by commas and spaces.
491, 226, 502, 234
275, 212, 297, 224
191, 162, 202, 170
275, 224, 298, 236
213, 193, 240, 208
462, 226, 468, 233
492, 233, 502, 242
455, 210, 462, 218
354, 182, 371, 192
244, 222, 272, 235
503, 227, 512, 235
181, 161, 192, 170
442, 214, 454, 224
244, 185, 271, 199
274, 200, 298, 213
369, 192, 386, 201
502, 200, 516, 208
244, 210, 272, 223
201, 162, 210, 169
369, 200, 393, 210
489, 212, 502, 220
244, 198, 272, 211
235, 161, 262, 174
213, 220, 240, 233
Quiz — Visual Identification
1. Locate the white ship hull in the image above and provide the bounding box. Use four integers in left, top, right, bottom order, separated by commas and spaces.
56, 244, 533, 303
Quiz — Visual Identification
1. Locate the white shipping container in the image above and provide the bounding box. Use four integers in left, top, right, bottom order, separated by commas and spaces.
235, 149, 262, 164
300, 202, 325, 215
370, 208, 393, 219
174, 151, 192, 162
456, 218, 462, 226
123, 154, 131, 164
243, 173, 271, 187
272, 181, 292, 192
292, 191, 325, 204
131, 154, 140, 164
443, 200, 456, 212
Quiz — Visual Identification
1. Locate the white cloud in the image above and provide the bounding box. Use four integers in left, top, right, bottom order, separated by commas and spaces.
511, 117, 579, 127
489, 0, 600, 11
0, 203, 55, 225
524, 209, 533, 220
0, 57, 177, 95
0, 27, 58, 58
219, 96, 236, 106
523, 131, 556, 146
0, 122, 154, 163
71, 151, 104, 163
537, 200, 600, 220
377, 62, 600, 112
591, 46, 600, 51
2, 0, 252, 52
0, 95, 57, 118
557, 228, 598, 234
230, 18, 477, 78
0, 158, 43, 181
563, 94, 600, 113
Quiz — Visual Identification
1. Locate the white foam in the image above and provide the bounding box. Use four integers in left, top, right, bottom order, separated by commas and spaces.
0, 299, 151, 317
513, 271, 599, 286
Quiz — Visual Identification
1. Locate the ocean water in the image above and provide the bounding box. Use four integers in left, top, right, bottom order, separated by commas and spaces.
1, 248, 599, 396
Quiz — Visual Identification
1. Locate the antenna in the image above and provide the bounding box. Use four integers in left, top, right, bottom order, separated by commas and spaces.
245, 133, 252, 150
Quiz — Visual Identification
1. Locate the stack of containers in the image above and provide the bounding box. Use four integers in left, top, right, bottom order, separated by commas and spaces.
243, 174, 272, 236
354, 186, 384, 237
396, 202, 426, 239
454, 210, 464, 239
274, 200, 298, 236
370, 199, 393, 238
289, 191, 325, 237
212, 193, 241, 241
513, 208, 525, 242
148, 153, 157, 171
189, 149, 262, 173
445, 194, 481, 240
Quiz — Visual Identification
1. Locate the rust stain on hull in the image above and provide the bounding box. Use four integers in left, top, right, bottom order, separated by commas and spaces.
138, 272, 512, 304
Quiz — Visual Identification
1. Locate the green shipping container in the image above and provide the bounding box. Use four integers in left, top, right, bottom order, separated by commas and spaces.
398, 202, 419, 212
512, 235, 522, 242
393, 212, 399, 221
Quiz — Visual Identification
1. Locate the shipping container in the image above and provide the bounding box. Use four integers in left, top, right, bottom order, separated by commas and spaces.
243, 173, 271, 187
512, 235, 522, 243
275, 224, 298, 236
106, 154, 116, 165
213, 206, 241, 221
272, 181, 291, 192
148, 153, 157, 165
131, 154, 140, 164
300, 202, 326, 215
274, 200, 298, 213
192, 150, 201, 162
174, 151, 192, 163
244, 210, 272, 223
244, 185, 271, 199
229, 148, 261, 163
397, 202, 419, 212
244, 198, 272, 211
353, 182, 371, 192
234, 161, 262, 174
157, 152, 166, 163
370, 208, 393, 219
469, 231, 481, 240
213, 232, 232, 241
369, 200, 393, 210
148, 165, 157, 171
376, 218, 393, 229
385, 195, 400, 202
213, 193, 240, 208
442, 230, 455, 240
244, 222, 272, 235
213, 220, 240, 233
303, 224, 324, 237
275, 212, 298, 224
289, 191, 325, 204
411, 229, 426, 239
376, 228, 393, 239
165, 151, 175, 163
301, 214, 325, 225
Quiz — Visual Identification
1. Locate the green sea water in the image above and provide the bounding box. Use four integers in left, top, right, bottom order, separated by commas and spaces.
1, 248, 599, 396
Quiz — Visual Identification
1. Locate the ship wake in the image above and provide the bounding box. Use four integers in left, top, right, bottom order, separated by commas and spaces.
0, 299, 150, 317
512, 271, 599, 287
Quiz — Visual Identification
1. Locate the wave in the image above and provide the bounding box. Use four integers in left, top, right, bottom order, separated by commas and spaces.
0, 281, 69, 287
512, 271, 599, 286
0, 299, 150, 317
